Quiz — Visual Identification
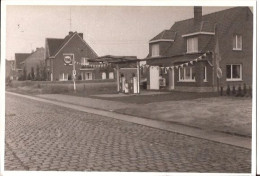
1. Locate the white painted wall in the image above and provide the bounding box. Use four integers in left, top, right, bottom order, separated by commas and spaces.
169, 69, 175, 90
149, 66, 159, 90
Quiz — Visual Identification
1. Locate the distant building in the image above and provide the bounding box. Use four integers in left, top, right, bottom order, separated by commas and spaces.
45, 31, 113, 81
15, 53, 31, 79
145, 7, 253, 92
20, 47, 45, 80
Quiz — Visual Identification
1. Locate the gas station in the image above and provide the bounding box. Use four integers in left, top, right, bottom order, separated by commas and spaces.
89, 55, 141, 94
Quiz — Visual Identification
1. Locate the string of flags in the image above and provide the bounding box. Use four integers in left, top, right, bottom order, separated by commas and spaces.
70, 61, 113, 68
141, 52, 209, 72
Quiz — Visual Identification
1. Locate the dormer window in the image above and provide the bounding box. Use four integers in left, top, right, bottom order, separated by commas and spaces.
81, 57, 89, 65
187, 37, 198, 53
151, 44, 160, 57
233, 34, 242, 50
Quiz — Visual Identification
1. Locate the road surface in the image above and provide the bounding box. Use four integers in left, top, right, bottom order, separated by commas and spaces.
5, 93, 251, 172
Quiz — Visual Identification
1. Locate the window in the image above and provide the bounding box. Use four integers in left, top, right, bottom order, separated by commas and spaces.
226, 64, 242, 81
233, 34, 242, 50
187, 37, 198, 53
109, 72, 114, 79
81, 57, 89, 65
203, 66, 207, 82
179, 66, 195, 82
85, 72, 92, 80
102, 72, 106, 79
59, 73, 68, 81
151, 44, 159, 57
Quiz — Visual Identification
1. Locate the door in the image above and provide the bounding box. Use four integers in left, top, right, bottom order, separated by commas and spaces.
168, 69, 175, 90
149, 66, 159, 90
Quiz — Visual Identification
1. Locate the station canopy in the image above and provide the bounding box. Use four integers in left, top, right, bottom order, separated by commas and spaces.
88, 55, 139, 64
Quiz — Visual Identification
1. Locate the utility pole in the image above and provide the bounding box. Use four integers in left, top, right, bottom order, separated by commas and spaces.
69, 7, 72, 31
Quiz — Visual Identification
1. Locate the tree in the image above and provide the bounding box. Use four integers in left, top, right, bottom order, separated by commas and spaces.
31, 67, 35, 80
27, 73, 31, 80
36, 65, 40, 81
39, 61, 47, 81
23, 67, 27, 80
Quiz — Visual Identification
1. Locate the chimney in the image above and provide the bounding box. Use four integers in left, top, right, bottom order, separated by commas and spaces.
69, 31, 73, 35
78, 33, 83, 39
194, 6, 202, 23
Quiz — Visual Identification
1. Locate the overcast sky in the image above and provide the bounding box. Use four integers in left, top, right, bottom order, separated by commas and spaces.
6, 6, 241, 60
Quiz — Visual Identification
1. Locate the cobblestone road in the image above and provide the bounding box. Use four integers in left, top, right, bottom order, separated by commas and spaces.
5, 94, 251, 172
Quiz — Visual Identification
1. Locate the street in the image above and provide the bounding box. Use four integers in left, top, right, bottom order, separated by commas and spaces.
5, 93, 251, 172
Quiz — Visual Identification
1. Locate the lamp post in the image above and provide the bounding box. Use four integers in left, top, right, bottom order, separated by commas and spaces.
72, 59, 76, 92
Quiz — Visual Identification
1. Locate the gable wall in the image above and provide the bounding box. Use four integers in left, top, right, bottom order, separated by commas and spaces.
52, 34, 99, 81
218, 8, 253, 87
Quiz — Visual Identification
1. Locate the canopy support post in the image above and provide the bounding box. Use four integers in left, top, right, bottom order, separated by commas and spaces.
137, 61, 140, 94
116, 64, 120, 93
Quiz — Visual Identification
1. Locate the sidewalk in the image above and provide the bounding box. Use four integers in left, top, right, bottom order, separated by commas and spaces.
37, 94, 139, 111
8, 92, 251, 149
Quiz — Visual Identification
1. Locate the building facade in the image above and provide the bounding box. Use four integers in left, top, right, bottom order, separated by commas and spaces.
146, 7, 253, 92
14, 53, 31, 80
45, 31, 115, 81
20, 47, 45, 80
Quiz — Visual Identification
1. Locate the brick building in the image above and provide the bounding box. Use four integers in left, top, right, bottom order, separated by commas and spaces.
20, 47, 45, 79
45, 31, 114, 81
145, 7, 253, 92
14, 53, 31, 79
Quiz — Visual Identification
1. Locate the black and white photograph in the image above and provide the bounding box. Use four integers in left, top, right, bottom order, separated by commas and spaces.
0, 0, 257, 175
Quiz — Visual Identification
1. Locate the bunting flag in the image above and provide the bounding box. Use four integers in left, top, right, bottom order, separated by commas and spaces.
185, 63, 189, 66
190, 61, 193, 65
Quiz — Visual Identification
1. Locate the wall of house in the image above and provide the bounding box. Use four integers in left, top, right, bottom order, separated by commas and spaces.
23, 48, 45, 76
218, 8, 253, 88
52, 34, 99, 81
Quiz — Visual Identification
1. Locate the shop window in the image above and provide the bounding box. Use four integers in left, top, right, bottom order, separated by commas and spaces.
59, 73, 68, 81
102, 72, 106, 79
109, 72, 114, 79
85, 72, 92, 80
179, 66, 195, 82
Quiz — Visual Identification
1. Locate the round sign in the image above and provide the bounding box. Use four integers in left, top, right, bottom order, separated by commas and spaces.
217, 67, 223, 78
73, 70, 76, 75
64, 56, 72, 64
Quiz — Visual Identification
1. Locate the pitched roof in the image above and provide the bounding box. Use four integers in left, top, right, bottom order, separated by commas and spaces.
21, 47, 45, 64
46, 32, 98, 58
150, 30, 176, 42
147, 7, 251, 58
46, 38, 65, 57
15, 53, 31, 68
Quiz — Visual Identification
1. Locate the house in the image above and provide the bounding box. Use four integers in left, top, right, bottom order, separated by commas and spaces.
145, 7, 253, 92
14, 53, 31, 79
20, 47, 45, 80
45, 31, 113, 81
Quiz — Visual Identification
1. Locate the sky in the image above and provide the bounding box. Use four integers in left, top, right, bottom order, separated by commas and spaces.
5, 5, 241, 60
